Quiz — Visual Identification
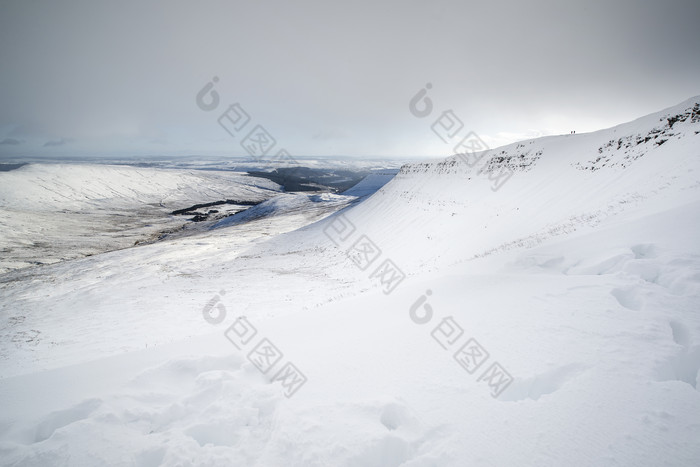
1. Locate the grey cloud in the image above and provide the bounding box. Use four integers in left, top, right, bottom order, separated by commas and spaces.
0, 138, 21, 145
43, 138, 72, 148
0, 0, 698, 157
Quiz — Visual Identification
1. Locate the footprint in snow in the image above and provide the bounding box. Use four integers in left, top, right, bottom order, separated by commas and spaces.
497, 363, 588, 402
656, 321, 700, 389
610, 287, 645, 311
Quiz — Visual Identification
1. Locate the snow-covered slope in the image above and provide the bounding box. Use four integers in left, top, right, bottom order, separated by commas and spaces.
341, 170, 398, 197
324, 97, 700, 276
0, 163, 282, 211
0, 164, 281, 273
0, 97, 699, 466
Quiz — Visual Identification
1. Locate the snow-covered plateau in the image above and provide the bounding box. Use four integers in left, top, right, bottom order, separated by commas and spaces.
1, 97, 700, 466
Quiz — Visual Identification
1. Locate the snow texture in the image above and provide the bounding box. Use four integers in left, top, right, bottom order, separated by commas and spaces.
1, 97, 700, 466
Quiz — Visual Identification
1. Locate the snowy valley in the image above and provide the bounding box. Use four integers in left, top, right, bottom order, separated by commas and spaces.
1, 97, 700, 466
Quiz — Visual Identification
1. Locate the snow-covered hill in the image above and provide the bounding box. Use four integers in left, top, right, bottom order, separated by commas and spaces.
0, 164, 281, 273
1, 97, 699, 466
0, 164, 281, 211
328, 97, 700, 275
341, 170, 399, 197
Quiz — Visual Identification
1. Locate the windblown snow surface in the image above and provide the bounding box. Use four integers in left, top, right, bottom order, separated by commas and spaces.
1, 97, 700, 466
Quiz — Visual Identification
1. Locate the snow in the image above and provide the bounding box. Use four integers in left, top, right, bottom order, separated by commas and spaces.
341, 170, 398, 198
1, 97, 699, 465
0, 164, 281, 274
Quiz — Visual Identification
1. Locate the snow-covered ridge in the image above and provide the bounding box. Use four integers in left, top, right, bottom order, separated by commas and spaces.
399, 96, 700, 177
331, 96, 700, 275
341, 170, 398, 197
575, 100, 700, 170
0, 163, 280, 211
0, 164, 283, 273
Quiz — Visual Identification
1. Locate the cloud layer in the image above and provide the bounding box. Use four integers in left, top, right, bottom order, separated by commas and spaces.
1, 0, 699, 158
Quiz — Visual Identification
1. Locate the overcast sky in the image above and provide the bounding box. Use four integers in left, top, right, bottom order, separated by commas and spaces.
1, 0, 699, 159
